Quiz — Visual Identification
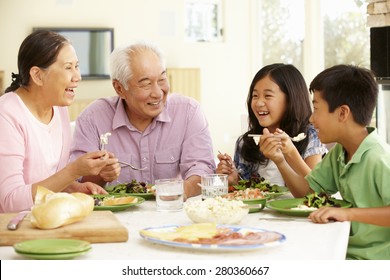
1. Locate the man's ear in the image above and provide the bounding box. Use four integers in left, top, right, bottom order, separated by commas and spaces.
29, 66, 44, 86
112, 79, 127, 99
338, 105, 351, 122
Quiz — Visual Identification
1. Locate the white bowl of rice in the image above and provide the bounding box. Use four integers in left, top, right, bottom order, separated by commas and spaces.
184, 196, 249, 224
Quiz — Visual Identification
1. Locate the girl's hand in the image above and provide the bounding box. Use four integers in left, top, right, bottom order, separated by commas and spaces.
275, 128, 295, 156
216, 153, 239, 185
260, 128, 284, 164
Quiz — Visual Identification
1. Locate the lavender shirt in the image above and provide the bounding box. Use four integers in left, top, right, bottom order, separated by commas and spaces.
70, 94, 216, 186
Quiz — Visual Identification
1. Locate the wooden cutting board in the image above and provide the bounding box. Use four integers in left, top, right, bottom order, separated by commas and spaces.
0, 211, 128, 246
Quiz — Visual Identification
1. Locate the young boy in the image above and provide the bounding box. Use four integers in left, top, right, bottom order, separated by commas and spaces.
272, 64, 390, 260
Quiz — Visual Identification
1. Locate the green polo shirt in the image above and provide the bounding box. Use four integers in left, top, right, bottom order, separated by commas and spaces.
306, 127, 390, 260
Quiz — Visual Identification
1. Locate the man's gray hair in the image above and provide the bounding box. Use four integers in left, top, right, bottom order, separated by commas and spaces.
110, 41, 166, 90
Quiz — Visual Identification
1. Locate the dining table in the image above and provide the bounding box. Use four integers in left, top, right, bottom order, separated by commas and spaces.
0, 193, 351, 260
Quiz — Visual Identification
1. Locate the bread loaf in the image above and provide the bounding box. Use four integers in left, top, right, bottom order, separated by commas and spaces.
31, 186, 94, 229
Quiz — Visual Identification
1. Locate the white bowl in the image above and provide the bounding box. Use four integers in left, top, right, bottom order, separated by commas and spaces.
184, 197, 249, 224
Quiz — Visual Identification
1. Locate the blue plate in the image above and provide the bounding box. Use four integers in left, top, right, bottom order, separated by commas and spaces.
139, 224, 286, 251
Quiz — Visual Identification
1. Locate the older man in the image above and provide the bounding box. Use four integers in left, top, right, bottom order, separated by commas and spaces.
70, 42, 215, 198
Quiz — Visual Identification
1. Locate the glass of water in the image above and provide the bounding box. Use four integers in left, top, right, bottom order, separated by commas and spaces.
200, 174, 228, 200
155, 178, 184, 212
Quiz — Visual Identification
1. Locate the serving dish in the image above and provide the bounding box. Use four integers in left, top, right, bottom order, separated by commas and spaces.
139, 224, 286, 251
266, 198, 352, 217
184, 197, 249, 224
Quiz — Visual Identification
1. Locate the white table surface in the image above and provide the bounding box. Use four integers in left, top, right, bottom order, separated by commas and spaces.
0, 194, 350, 260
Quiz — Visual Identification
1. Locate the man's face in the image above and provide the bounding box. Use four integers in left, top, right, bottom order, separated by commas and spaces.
123, 49, 169, 127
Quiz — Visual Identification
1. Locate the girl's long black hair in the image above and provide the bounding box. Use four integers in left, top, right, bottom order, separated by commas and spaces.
240, 63, 312, 165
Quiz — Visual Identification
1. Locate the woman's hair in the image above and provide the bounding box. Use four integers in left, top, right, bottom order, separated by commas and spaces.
309, 64, 378, 126
110, 41, 166, 90
241, 63, 312, 165
5, 30, 70, 93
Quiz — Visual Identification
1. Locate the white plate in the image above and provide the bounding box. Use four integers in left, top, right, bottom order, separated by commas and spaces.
139, 224, 286, 251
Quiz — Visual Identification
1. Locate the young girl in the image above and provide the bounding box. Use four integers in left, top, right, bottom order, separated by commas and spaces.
217, 63, 327, 186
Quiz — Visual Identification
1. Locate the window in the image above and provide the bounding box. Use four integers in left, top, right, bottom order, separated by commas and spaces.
185, 0, 223, 42
258, 0, 370, 80
323, 0, 369, 68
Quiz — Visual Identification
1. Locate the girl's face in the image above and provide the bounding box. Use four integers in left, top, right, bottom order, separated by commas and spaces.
41, 44, 81, 107
250, 75, 287, 132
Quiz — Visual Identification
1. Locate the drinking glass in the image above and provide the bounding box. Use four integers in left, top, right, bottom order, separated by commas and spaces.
155, 179, 184, 212
200, 174, 228, 200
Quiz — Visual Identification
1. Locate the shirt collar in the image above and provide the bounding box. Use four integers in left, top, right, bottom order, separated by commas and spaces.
111, 96, 172, 131
346, 127, 379, 164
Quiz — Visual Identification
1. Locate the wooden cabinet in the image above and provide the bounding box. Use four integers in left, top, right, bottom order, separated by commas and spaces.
0, 71, 4, 95
167, 68, 200, 101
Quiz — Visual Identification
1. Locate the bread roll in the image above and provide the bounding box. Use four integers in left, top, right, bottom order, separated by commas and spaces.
31, 186, 94, 229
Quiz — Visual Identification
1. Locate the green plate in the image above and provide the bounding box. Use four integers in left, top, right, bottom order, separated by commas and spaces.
266, 198, 352, 217
109, 192, 155, 200
14, 239, 91, 254
263, 186, 290, 199
242, 198, 267, 213
92, 194, 145, 212
16, 248, 91, 260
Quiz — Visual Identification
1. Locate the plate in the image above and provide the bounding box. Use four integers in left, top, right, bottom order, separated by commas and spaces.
266, 198, 353, 217
139, 224, 286, 251
16, 248, 91, 260
242, 197, 267, 213
263, 186, 289, 199
92, 195, 145, 212
14, 239, 91, 254
116, 192, 155, 200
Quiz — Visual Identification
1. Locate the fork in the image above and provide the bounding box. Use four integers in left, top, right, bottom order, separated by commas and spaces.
118, 160, 147, 171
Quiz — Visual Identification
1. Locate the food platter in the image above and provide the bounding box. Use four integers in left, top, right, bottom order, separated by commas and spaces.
13, 239, 91, 259
266, 198, 352, 217
139, 224, 286, 251
92, 194, 145, 212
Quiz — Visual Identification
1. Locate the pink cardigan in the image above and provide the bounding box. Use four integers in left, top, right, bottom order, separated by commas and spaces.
0, 92, 72, 213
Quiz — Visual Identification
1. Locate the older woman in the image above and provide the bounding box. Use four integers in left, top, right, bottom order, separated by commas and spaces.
0, 30, 119, 213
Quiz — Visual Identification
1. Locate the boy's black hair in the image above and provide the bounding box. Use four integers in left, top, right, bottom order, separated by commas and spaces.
309, 64, 378, 126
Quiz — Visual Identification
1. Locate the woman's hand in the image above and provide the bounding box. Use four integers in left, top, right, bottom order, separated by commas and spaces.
68, 150, 110, 178
98, 152, 121, 183
64, 181, 108, 195
216, 153, 239, 185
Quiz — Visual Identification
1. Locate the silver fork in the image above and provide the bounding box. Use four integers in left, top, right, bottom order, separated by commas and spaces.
118, 160, 147, 171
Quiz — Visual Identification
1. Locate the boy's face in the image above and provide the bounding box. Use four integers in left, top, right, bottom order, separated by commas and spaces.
309, 91, 337, 144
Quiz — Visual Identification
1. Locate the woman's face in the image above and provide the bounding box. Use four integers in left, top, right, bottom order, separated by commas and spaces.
250, 75, 287, 132
41, 44, 81, 106
122, 49, 169, 127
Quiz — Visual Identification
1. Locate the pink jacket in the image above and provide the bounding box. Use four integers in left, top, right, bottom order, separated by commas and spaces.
0, 92, 71, 213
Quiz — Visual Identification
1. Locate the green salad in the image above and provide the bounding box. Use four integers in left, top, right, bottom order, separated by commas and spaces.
303, 192, 340, 208
232, 176, 282, 193
106, 180, 151, 194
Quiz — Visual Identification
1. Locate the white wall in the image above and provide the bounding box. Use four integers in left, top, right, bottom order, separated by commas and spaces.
0, 0, 256, 156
